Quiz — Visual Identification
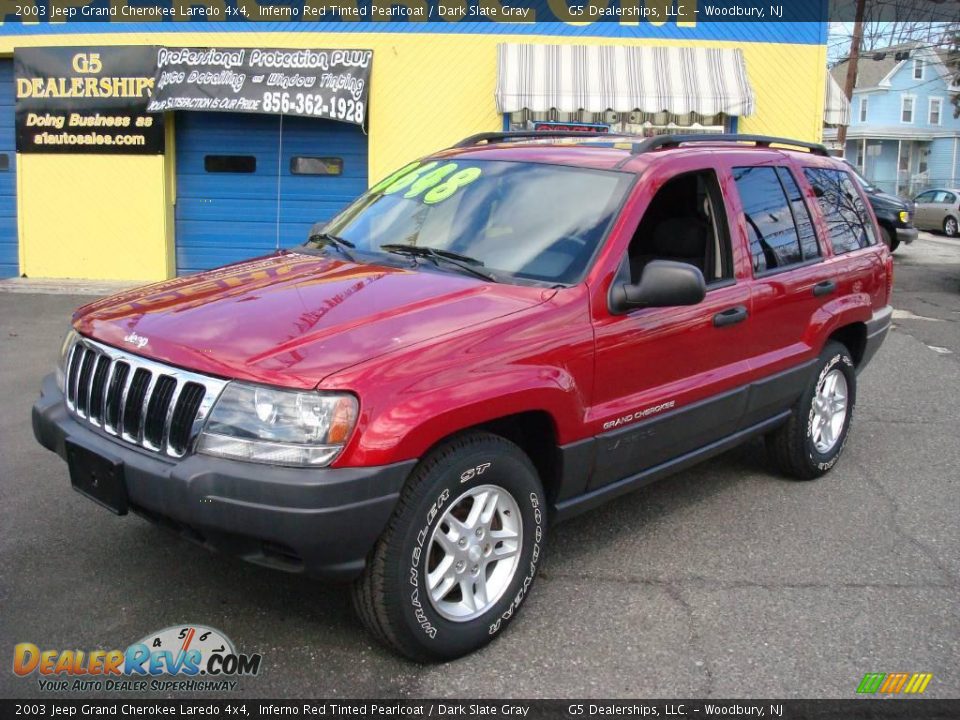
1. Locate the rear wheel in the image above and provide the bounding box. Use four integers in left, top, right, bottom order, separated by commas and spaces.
944, 216, 958, 238
766, 341, 857, 480
352, 432, 546, 661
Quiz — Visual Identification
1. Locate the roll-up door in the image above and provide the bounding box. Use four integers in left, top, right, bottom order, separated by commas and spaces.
174, 112, 367, 275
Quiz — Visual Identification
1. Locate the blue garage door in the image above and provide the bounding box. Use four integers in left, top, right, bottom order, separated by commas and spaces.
175, 112, 368, 275
0, 60, 18, 278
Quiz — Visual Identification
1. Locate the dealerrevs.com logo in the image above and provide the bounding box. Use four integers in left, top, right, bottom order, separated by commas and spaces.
13, 624, 263, 693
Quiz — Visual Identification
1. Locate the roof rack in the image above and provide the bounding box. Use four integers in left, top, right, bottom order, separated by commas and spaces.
451, 131, 830, 157
633, 133, 831, 156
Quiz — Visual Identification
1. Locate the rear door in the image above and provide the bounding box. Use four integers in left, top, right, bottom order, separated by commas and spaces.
731, 163, 836, 426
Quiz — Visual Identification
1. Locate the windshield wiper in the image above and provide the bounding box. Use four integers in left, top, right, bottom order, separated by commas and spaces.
306, 231, 356, 262
379, 244, 498, 282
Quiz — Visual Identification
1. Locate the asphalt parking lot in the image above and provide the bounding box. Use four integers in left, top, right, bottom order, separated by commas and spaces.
1, 233, 958, 700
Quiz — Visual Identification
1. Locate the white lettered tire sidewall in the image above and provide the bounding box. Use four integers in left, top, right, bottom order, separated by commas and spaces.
396, 441, 545, 660
802, 348, 856, 472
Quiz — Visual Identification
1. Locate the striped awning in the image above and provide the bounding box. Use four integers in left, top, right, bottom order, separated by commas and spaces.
824, 71, 851, 126
496, 43, 756, 117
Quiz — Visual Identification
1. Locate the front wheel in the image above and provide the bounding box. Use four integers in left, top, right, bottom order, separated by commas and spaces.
765, 342, 857, 480
352, 432, 547, 661
944, 216, 958, 238
880, 226, 900, 252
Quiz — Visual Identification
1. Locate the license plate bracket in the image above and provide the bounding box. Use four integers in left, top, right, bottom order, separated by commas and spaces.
65, 440, 128, 515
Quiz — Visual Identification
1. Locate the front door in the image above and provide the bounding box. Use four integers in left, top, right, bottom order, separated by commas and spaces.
588, 165, 755, 490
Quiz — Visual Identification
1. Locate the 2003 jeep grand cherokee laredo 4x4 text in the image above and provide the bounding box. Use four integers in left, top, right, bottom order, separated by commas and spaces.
33, 133, 893, 661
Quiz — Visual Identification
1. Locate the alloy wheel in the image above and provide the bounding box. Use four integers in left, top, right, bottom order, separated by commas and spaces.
811, 369, 848, 454
426, 484, 523, 622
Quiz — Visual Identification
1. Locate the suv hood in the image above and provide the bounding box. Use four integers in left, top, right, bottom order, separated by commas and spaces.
867, 188, 911, 210
74, 252, 549, 389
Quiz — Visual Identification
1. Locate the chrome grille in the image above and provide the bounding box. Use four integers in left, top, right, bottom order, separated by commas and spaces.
64, 337, 228, 458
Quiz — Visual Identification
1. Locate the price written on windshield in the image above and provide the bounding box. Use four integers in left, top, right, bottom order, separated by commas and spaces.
261, 91, 365, 123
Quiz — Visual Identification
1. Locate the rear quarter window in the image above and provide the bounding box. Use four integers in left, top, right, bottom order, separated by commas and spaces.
803, 168, 877, 254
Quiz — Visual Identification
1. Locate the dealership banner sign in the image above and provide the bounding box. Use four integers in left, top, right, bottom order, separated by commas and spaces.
14, 46, 164, 154
147, 48, 372, 126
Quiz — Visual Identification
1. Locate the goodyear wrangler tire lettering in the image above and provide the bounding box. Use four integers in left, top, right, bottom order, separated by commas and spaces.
765, 341, 857, 481
352, 432, 547, 662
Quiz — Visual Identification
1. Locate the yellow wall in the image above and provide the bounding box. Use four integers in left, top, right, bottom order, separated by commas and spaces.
1, 32, 827, 282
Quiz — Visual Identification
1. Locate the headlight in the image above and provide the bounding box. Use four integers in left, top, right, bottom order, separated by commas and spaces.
56, 328, 79, 393
899, 211, 910, 223
196, 383, 358, 467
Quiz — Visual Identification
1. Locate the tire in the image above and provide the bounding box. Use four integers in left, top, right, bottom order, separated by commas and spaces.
765, 342, 857, 480
352, 431, 547, 661
944, 216, 959, 238
880, 226, 900, 252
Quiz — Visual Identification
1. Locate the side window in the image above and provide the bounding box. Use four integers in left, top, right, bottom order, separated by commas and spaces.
915, 191, 936, 203
803, 168, 877, 254
946, 193, 958, 204
625, 169, 733, 286
776, 167, 820, 261
732, 166, 806, 274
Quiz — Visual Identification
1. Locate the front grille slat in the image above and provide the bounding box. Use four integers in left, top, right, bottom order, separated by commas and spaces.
104, 361, 130, 434
144, 376, 177, 449
68, 345, 86, 408
169, 383, 207, 456
62, 337, 227, 458
75, 349, 97, 417
122, 368, 152, 440
88, 355, 112, 424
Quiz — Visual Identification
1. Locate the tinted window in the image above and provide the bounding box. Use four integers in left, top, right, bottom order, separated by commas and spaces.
205, 155, 256, 173
915, 191, 937, 203
733, 166, 805, 273
803, 168, 877, 254
291, 157, 343, 176
325, 160, 632, 285
776, 167, 820, 261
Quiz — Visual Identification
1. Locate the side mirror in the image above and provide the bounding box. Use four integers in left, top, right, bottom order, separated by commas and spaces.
610, 260, 706, 314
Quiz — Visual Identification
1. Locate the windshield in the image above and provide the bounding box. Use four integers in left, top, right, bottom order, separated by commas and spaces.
321, 159, 632, 285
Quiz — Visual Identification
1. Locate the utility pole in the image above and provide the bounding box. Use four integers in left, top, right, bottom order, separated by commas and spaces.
837, 0, 867, 152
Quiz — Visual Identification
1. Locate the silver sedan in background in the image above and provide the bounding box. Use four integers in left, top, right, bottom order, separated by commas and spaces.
913, 188, 960, 237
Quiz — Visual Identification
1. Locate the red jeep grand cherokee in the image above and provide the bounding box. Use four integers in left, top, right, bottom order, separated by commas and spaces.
33, 133, 893, 660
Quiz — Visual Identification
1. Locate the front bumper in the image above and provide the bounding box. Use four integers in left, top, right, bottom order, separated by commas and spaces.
32, 374, 414, 581
859, 305, 893, 373
896, 226, 919, 245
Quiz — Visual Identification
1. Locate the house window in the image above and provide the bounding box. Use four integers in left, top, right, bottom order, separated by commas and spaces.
913, 58, 924, 80
901, 96, 915, 123
929, 97, 943, 125
859, 96, 868, 122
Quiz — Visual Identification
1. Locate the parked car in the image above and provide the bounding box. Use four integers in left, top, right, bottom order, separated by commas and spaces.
33, 133, 893, 661
912, 188, 960, 238
845, 161, 919, 251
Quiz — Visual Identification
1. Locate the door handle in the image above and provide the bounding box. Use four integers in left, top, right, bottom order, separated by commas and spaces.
813, 279, 837, 297
713, 305, 748, 328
